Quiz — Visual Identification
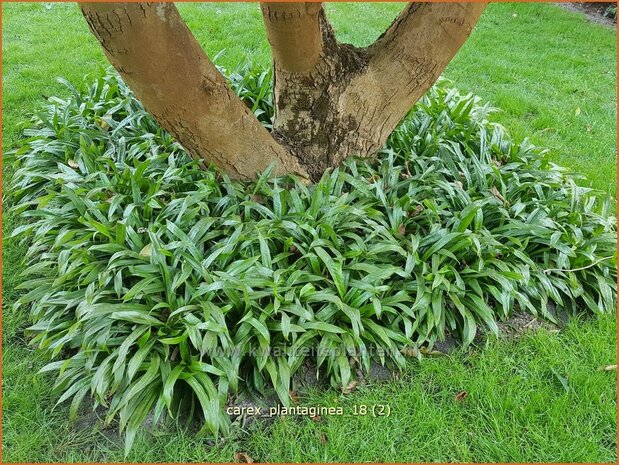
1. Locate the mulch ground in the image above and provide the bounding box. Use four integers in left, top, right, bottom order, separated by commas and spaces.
558, 2, 616, 28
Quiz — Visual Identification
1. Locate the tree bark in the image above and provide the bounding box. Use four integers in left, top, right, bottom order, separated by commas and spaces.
79, 2, 309, 180
344, 2, 487, 161
81, 2, 486, 182
262, 2, 486, 180
261, 2, 371, 180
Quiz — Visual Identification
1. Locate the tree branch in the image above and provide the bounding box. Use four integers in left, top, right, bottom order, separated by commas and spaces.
80, 2, 308, 180
369, 2, 486, 82
334, 2, 487, 164
260, 2, 326, 74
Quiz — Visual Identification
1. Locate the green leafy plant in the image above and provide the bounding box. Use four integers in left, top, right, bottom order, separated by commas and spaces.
604, 4, 617, 19
8, 65, 616, 454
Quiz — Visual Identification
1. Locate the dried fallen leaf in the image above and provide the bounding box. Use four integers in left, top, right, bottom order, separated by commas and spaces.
342, 380, 358, 394
68, 159, 79, 168
410, 204, 424, 217
320, 432, 327, 445
489, 186, 507, 205
310, 414, 322, 422
289, 390, 299, 404
139, 243, 152, 257
598, 364, 617, 371
398, 224, 406, 235
96, 117, 110, 131
234, 451, 254, 463
420, 347, 447, 356
455, 391, 468, 402
401, 347, 418, 357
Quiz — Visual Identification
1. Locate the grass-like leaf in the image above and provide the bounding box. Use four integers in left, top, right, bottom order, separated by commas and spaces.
7, 65, 617, 454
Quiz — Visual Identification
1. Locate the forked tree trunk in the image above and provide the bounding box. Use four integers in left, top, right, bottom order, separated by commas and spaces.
80, 2, 486, 182
80, 2, 309, 180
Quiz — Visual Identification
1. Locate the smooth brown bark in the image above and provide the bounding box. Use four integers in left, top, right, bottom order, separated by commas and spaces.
260, 2, 324, 74
344, 2, 488, 160
81, 2, 486, 182
79, 2, 309, 180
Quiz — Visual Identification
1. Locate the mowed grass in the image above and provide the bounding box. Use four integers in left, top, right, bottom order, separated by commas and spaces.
2, 2, 617, 463
3, 316, 617, 463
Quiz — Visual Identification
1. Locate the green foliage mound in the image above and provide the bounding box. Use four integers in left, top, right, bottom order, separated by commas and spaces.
8, 65, 616, 453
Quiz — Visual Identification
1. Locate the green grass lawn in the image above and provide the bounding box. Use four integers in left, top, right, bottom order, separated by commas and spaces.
2, 2, 617, 463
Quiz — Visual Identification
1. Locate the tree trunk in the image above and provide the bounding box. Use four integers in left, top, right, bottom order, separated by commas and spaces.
80, 2, 486, 182
262, 2, 486, 181
80, 2, 309, 180
261, 2, 371, 180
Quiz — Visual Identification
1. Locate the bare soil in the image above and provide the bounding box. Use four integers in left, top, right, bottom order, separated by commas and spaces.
558, 2, 616, 28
